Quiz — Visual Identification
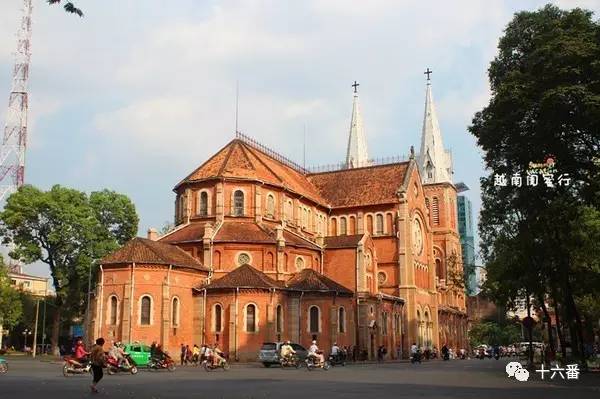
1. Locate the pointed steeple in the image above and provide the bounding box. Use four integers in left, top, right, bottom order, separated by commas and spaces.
346, 81, 370, 168
418, 71, 452, 184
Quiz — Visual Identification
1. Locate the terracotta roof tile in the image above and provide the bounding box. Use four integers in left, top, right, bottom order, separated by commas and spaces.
159, 223, 206, 243
307, 163, 409, 208
176, 139, 328, 205
200, 264, 284, 290
286, 268, 353, 295
214, 221, 275, 243
101, 237, 208, 271
324, 234, 364, 249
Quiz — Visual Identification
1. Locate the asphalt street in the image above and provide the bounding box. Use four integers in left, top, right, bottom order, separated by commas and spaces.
1, 357, 598, 399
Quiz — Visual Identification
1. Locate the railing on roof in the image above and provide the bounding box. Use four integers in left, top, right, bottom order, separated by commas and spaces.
307, 154, 409, 174
235, 131, 308, 174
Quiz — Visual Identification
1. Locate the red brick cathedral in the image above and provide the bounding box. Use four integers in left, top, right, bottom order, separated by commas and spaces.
90, 81, 468, 361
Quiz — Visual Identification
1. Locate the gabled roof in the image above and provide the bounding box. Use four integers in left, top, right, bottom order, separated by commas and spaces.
199, 264, 284, 290
286, 268, 353, 295
307, 162, 409, 208
159, 223, 206, 243
101, 237, 208, 271
175, 139, 327, 205
324, 234, 364, 249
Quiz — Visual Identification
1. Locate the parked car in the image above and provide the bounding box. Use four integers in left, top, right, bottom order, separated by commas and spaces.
258, 342, 308, 367
123, 344, 152, 367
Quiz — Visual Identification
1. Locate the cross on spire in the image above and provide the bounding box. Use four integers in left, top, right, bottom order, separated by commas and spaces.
352, 80, 360, 93
424, 68, 432, 82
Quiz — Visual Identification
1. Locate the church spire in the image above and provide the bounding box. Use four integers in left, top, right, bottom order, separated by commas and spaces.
346, 81, 370, 168
418, 69, 453, 184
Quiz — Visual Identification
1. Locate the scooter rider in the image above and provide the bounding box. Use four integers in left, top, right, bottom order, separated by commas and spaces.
73, 338, 89, 367
280, 341, 296, 361
309, 340, 324, 366
330, 342, 341, 362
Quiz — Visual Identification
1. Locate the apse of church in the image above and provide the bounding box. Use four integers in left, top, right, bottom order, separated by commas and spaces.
89, 77, 468, 361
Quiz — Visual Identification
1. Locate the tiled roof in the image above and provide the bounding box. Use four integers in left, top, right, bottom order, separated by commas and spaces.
159, 223, 206, 243
176, 140, 327, 205
307, 163, 409, 208
286, 268, 353, 295
200, 264, 284, 290
281, 229, 321, 250
324, 234, 364, 249
101, 237, 208, 271
7, 271, 48, 281
214, 221, 275, 243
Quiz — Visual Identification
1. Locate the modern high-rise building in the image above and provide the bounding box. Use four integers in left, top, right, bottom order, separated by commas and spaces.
457, 195, 476, 295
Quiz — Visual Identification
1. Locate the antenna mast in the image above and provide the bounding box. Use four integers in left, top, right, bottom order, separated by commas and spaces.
0, 0, 33, 202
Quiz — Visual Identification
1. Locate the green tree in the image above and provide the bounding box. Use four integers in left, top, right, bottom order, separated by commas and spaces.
48, 0, 83, 17
0, 258, 23, 329
0, 185, 138, 354
470, 5, 600, 365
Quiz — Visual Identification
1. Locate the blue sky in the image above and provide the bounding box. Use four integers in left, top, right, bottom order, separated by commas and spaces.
1, 0, 598, 278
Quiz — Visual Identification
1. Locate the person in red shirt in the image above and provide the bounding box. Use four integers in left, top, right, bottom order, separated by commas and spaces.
74, 338, 89, 365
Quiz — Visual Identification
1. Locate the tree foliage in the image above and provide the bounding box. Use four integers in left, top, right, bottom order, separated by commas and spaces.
0, 258, 23, 329
48, 0, 83, 17
0, 185, 138, 352
470, 4, 600, 364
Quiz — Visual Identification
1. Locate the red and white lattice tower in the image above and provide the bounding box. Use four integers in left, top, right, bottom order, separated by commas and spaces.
0, 0, 32, 202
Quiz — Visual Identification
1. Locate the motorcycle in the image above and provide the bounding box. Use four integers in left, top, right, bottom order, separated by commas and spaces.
328, 352, 346, 367
148, 355, 176, 372
202, 355, 230, 371
411, 350, 422, 364
106, 353, 138, 375
280, 354, 301, 369
0, 357, 7, 374
305, 353, 330, 371
62, 356, 92, 376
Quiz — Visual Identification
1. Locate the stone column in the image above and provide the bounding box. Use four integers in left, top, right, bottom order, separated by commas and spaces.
121, 283, 131, 343
161, 281, 170, 348
193, 295, 204, 345
228, 303, 237, 360
215, 182, 224, 222
330, 306, 338, 345
288, 297, 300, 343
275, 226, 285, 278
255, 186, 262, 223
266, 304, 274, 341
203, 224, 214, 269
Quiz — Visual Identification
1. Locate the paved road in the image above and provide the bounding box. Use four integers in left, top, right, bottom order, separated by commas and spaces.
1, 357, 598, 399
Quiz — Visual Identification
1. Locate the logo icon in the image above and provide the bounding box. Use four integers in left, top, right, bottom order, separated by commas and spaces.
506, 362, 529, 382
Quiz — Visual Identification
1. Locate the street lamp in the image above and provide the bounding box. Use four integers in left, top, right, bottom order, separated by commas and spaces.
22, 328, 32, 352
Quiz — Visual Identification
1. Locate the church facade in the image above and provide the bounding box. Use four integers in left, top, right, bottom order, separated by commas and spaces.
89, 79, 468, 361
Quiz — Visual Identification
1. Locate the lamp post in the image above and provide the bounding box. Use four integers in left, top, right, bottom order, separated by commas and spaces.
22, 328, 32, 352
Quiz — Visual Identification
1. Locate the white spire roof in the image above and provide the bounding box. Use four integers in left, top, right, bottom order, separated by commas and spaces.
418, 80, 453, 184
346, 85, 370, 168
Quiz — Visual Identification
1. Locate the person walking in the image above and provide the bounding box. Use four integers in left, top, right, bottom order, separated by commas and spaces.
89, 338, 106, 394
180, 343, 186, 366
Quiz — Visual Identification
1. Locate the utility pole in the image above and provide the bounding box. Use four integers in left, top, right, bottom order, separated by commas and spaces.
32, 298, 40, 357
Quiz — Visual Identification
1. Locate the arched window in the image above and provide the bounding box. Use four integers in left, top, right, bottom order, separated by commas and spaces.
331, 218, 337, 236
246, 304, 257, 333
140, 296, 152, 326
295, 256, 305, 271
303, 208, 308, 228
214, 304, 223, 332
432, 197, 440, 226
340, 217, 347, 235
436, 258, 444, 280
366, 214, 373, 234
233, 190, 244, 216
382, 312, 388, 335
349, 216, 356, 235
309, 306, 320, 333
376, 214, 384, 235
386, 213, 393, 235
426, 161, 433, 179
109, 296, 118, 325
284, 199, 292, 221
171, 297, 180, 327
266, 194, 275, 217
338, 307, 346, 333
199, 191, 208, 216
276, 305, 283, 333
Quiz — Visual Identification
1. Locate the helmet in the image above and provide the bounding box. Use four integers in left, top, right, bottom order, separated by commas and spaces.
312, 340, 317, 344
286, 340, 291, 344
